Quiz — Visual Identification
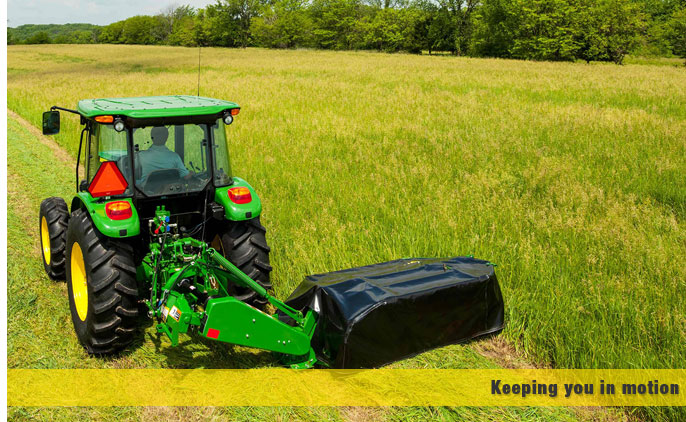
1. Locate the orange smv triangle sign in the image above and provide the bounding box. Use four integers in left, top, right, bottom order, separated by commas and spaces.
88, 161, 128, 197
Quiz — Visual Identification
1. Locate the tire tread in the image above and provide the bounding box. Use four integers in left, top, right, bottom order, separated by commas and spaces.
216, 217, 272, 307
66, 209, 139, 355
39, 197, 69, 280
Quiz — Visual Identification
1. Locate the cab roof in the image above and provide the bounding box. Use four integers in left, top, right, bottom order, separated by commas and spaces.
77, 95, 239, 119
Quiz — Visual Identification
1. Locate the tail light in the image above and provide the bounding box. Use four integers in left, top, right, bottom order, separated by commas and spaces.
105, 201, 132, 220
228, 187, 252, 204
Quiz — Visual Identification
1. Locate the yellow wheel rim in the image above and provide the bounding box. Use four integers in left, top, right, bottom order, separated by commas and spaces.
40, 217, 51, 265
71, 242, 88, 321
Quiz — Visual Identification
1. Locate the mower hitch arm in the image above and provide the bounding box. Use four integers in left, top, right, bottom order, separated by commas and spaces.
207, 249, 305, 323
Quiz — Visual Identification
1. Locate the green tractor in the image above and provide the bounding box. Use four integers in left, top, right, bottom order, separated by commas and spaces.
38, 95, 505, 369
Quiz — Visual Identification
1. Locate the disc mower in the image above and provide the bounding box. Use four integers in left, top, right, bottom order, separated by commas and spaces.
38, 96, 504, 368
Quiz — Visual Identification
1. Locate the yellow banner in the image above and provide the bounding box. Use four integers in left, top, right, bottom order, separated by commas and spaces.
7, 369, 685, 407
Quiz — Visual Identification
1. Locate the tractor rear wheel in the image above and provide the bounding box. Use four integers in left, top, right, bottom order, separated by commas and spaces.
39, 197, 69, 280
66, 209, 139, 355
211, 217, 272, 307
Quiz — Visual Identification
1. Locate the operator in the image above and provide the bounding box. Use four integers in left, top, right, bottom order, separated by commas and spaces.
137, 126, 192, 182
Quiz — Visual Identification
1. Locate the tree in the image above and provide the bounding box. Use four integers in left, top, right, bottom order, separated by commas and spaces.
215, 0, 264, 47
310, 0, 366, 49
161, 4, 195, 39
363, 7, 424, 52
251, 0, 314, 48
365, 8, 405, 51
507, 0, 582, 61
198, 3, 243, 47
168, 14, 199, 46
589, 0, 646, 64
437, 0, 478, 55
666, 7, 686, 63
470, 0, 518, 57
99, 21, 125, 43
26, 31, 51, 44
118, 15, 167, 45
471, 0, 646, 63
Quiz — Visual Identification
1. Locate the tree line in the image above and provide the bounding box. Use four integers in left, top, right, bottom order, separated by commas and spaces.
8, 23, 99, 45
8, 0, 686, 64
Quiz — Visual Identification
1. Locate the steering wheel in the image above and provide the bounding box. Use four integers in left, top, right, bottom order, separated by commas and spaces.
143, 169, 183, 195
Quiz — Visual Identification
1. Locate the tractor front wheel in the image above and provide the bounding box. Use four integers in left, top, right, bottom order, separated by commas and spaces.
39, 197, 69, 280
66, 209, 139, 354
211, 217, 273, 308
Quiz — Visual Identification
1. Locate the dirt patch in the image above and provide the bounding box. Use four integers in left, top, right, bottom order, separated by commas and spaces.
472, 336, 544, 369
140, 407, 221, 422
339, 406, 386, 422
573, 407, 628, 422
472, 338, 627, 422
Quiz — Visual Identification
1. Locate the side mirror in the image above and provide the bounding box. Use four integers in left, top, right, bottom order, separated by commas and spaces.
42, 110, 60, 135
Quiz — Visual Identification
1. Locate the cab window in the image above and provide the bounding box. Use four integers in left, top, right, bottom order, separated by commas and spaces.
87, 123, 133, 195
131, 124, 211, 196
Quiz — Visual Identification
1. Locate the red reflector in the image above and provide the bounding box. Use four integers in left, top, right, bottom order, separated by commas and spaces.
105, 201, 132, 220
228, 187, 252, 204
88, 161, 128, 197
207, 328, 220, 339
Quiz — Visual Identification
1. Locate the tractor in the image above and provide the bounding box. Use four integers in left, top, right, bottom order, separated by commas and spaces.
38, 96, 504, 368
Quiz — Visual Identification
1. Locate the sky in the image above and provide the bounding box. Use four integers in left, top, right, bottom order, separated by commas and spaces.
8, 0, 217, 27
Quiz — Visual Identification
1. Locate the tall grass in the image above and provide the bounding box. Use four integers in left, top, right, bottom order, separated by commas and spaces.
7, 44, 686, 420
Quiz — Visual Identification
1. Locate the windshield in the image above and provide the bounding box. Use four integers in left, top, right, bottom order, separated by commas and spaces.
131, 119, 231, 196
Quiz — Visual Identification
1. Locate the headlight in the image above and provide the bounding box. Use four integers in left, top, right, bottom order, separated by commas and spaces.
223, 114, 233, 125
114, 118, 125, 132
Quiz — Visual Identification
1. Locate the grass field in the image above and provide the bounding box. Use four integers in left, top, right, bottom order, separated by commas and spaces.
7, 44, 686, 421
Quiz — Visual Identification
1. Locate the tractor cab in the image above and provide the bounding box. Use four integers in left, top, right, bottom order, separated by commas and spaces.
42, 96, 257, 243
87, 113, 233, 197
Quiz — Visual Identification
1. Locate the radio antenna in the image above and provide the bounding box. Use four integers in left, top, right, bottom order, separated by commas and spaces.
197, 46, 201, 97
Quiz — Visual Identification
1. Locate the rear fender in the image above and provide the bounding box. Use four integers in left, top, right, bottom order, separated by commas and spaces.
71, 193, 140, 238
215, 177, 262, 221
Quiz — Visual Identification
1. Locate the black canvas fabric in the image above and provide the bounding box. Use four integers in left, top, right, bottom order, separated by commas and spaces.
283, 257, 505, 368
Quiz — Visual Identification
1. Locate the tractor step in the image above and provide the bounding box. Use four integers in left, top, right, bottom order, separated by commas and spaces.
282, 257, 504, 369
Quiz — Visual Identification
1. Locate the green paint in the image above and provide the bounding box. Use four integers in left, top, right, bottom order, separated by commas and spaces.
77, 95, 239, 119
202, 297, 313, 355
142, 207, 316, 367
215, 177, 262, 221
72, 192, 140, 238
156, 291, 193, 346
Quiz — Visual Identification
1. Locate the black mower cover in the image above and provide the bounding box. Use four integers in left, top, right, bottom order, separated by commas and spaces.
283, 257, 504, 368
